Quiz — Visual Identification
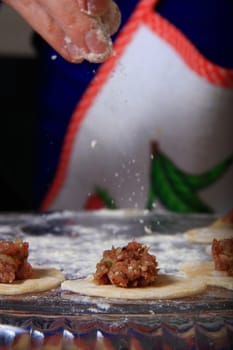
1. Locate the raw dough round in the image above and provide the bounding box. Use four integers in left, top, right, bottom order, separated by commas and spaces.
180, 261, 233, 290
184, 227, 233, 244
184, 213, 233, 244
61, 274, 207, 299
0, 267, 65, 295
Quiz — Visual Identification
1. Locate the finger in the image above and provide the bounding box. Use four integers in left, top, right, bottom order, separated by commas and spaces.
38, 0, 113, 62
78, 0, 121, 35
101, 0, 121, 36
4, 0, 83, 62
77, 0, 110, 16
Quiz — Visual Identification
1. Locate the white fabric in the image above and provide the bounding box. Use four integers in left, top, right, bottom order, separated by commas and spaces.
51, 25, 233, 212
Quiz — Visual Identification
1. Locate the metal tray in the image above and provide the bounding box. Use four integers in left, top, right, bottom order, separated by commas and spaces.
0, 210, 232, 349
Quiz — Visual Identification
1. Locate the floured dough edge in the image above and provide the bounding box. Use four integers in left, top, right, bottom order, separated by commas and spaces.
184, 227, 233, 244
180, 261, 233, 290
0, 267, 65, 295
61, 274, 206, 300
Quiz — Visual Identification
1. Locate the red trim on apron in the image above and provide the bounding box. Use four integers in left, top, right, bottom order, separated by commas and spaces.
145, 13, 233, 87
41, 0, 233, 211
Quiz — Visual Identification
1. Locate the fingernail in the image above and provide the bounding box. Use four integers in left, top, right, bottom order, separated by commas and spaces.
64, 33, 112, 63
64, 36, 84, 61
85, 29, 111, 55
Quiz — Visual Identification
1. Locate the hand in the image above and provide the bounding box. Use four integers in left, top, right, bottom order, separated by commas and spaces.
3, 0, 121, 63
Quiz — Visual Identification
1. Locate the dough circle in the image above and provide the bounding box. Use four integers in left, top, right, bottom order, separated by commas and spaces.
61, 274, 206, 299
180, 261, 233, 290
184, 227, 233, 244
0, 267, 65, 295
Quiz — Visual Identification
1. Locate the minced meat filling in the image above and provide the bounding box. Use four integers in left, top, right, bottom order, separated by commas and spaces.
212, 238, 233, 276
0, 239, 33, 283
94, 241, 159, 288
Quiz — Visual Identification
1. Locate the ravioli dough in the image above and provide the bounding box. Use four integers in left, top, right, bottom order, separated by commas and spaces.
61, 274, 206, 299
0, 267, 65, 295
184, 212, 233, 243
184, 227, 233, 244
180, 261, 233, 290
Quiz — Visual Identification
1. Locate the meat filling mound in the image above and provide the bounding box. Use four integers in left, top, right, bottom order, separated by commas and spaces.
0, 238, 33, 283
94, 241, 159, 288
212, 238, 233, 276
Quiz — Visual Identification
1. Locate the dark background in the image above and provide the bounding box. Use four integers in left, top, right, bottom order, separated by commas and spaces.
0, 56, 37, 211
